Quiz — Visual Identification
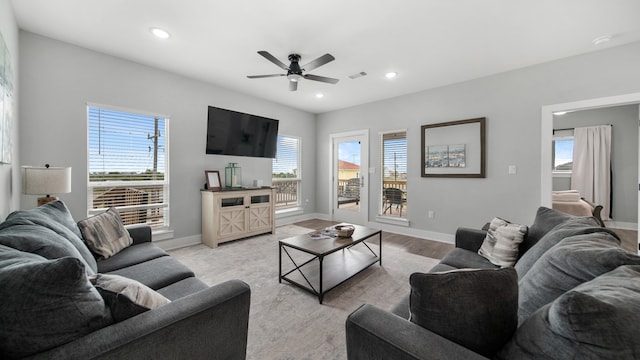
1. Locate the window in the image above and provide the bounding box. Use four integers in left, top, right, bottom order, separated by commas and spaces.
381, 131, 407, 218
87, 105, 169, 230
552, 129, 574, 173
272, 135, 301, 211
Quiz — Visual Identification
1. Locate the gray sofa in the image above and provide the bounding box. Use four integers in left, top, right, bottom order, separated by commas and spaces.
0, 201, 250, 359
346, 207, 640, 360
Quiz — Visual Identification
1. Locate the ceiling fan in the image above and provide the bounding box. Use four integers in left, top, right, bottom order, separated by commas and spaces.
247, 51, 339, 91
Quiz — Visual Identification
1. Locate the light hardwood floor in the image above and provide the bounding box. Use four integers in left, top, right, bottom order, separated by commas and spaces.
294, 220, 639, 260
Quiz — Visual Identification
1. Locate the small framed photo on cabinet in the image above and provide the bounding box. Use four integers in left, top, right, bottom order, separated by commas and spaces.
205, 170, 222, 191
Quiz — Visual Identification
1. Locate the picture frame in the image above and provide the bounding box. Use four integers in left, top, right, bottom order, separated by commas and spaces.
205, 170, 222, 191
421, 118, 485, 178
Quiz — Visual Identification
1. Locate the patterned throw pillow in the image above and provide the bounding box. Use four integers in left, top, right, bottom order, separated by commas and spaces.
78, 208, 133, 259
478, 217, 528, 267
90, 273, 170, 322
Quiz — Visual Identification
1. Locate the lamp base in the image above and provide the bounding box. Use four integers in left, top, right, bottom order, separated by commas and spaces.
37, 196, 59, 207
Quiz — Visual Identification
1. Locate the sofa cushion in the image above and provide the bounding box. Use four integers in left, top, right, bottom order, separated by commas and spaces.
78, 207, 133, 259
439, 248, 498, 270
0, 245, 112, 358
521, 206, 574, 255
515, 216, 614, 279
105, 255, 195, 290
1, 201, 98, 274
518, 232, 640, 325
499, 265, 640, 360
91, 273, 171, 322
409, 268, 518, 357
0, 224, 95, 275
478, 217, 527, 267
156, 277, 210, 301
97, 242, 168, 273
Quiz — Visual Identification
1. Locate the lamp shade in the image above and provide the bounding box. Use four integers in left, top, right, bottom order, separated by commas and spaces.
22, 166, 72, 195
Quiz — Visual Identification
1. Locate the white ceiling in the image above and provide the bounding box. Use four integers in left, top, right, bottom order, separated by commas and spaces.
11, 0, 640, 114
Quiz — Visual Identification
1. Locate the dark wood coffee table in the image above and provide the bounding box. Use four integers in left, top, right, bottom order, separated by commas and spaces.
279, 224, 382, 304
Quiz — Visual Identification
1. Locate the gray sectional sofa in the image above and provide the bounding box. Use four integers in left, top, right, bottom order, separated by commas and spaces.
0, 201, 250, 359
346, 207, 640, 360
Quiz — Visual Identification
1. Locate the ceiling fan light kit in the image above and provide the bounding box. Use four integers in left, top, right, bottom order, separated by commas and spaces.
247, 51, 340, 91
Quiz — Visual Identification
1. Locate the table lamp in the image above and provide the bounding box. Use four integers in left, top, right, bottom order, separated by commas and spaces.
22, 164, 72, 206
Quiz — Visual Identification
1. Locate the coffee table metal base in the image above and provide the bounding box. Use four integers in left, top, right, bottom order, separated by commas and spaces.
279, 229, 382, 304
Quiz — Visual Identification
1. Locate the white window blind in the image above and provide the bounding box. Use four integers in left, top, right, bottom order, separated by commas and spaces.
87, 105, 169, 229
272, 135, 301, 210
381, 131, 407, 217
383, 132, 407, 183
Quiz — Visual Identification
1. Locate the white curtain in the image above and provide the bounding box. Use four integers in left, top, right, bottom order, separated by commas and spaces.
571, 125, 612, 219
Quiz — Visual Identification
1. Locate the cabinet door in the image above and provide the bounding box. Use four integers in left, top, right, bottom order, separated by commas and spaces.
218, 195, 246, 237
248, 193, 272, 232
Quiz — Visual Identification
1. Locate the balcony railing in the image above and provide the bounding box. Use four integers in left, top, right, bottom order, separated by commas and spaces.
273, 179, 299, 209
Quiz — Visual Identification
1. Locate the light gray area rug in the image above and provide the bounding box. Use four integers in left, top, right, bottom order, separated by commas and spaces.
169, 225, 439, 360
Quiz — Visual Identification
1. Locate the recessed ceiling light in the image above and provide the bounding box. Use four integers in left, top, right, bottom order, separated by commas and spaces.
592, 35, 612, 45
385, 72, 398, 79
150, 27, 171, 39
315, 93, 324, 99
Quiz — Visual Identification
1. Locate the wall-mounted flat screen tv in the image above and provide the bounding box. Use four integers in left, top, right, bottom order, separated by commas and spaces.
206, 106, 279, 158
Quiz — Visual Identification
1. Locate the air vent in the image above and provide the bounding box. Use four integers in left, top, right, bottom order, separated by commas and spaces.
348, 71, 367, 79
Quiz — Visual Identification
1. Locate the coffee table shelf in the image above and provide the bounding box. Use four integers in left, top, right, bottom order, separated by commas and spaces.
279, 224, 382, 304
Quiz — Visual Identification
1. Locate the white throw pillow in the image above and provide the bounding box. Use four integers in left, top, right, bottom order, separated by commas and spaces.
478, 217, 528, 267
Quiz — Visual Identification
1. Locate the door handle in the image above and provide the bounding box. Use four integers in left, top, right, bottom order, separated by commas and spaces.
360, 176, 364, 187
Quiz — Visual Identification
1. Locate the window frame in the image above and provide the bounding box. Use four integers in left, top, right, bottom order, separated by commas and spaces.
552, 130, 574, 176
86, 103, 171, 233
378, 129, 408, 223
272, 134, 302, 212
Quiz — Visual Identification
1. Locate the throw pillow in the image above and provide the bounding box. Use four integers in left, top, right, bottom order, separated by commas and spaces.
0, 225, 90, 269
1, 200, 98, 274
514, 216, 616, 279
521, 206, 575, 254
478, 217, 527, 267
91, 273, 171, 322
409, 267, 518, 357
517, 232, 640, 325
0, 245, 112, 358
498, 265, 640, 360
78, 207, 133, 259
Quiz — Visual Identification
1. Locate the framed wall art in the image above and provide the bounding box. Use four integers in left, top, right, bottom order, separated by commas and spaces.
421, 118, 485, 178
205, 170, 222, 191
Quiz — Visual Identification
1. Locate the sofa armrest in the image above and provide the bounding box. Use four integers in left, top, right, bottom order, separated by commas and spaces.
125, 224, 152, 245
28, 280, 251, 360
346, 304, 488, 360
454, 227, 487, 252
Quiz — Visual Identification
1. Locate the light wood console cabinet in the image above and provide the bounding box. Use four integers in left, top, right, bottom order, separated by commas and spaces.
201, 188, 276, 247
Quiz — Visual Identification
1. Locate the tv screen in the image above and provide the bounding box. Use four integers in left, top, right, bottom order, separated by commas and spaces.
206, 106, 279, 158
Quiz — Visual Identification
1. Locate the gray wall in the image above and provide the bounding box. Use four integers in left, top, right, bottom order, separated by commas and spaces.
317, 41, 640, 236
18, 31, 316, 241
553, 105, 639, 223
0, 0, 19, 220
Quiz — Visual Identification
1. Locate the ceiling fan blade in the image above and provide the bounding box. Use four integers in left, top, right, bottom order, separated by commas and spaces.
301, 53, 335, 72
247, 74, 286, 79
289, 80, 298, 91
257, 51, 289, 71
304, 74, 340, 84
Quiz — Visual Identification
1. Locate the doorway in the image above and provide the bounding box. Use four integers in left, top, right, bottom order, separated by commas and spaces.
331, 130, 369, 225
541, 92, 640, 254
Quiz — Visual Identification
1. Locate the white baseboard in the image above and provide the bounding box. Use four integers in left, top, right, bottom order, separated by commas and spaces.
605, 220, 637, 231
154, 234, 201, 251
